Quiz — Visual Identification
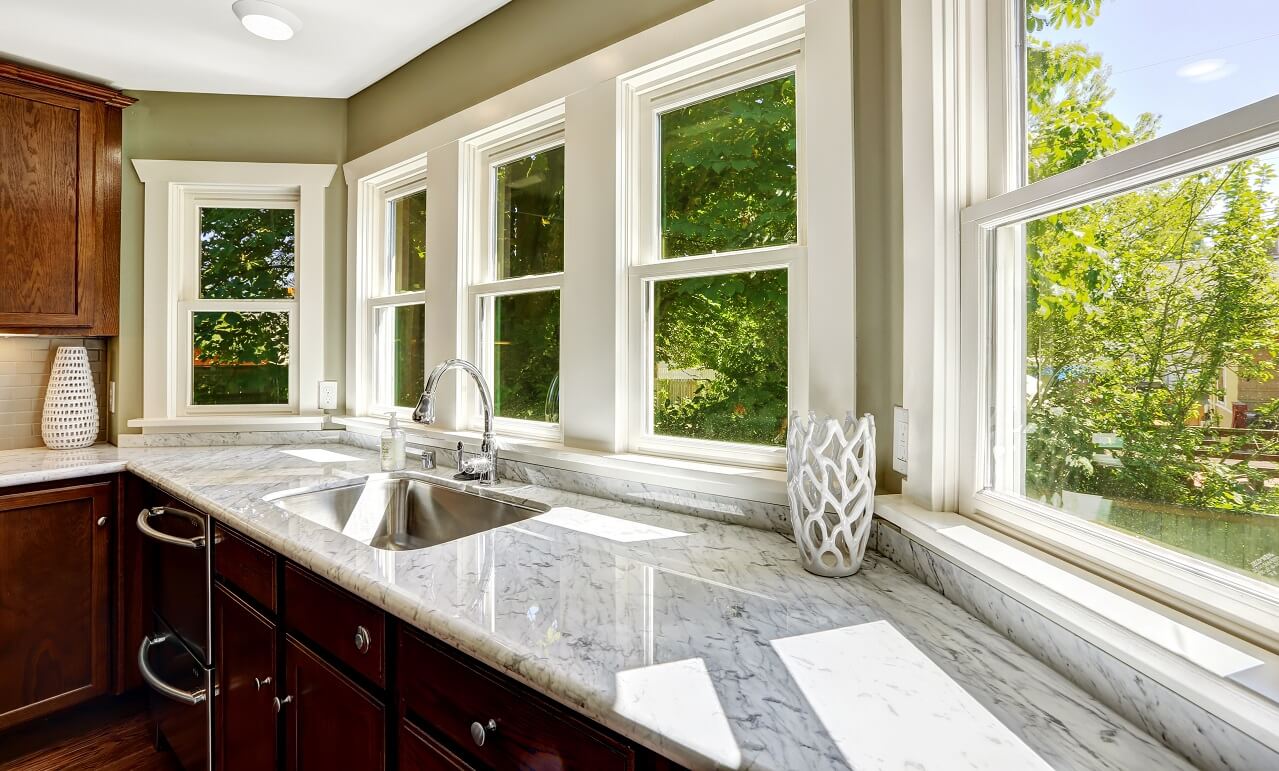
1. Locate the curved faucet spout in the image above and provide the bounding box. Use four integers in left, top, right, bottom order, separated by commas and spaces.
412, 359, 495, 438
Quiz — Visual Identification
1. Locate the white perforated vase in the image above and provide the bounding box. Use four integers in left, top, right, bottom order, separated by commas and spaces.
42, 346, 99, 450
786, 411, 876, 577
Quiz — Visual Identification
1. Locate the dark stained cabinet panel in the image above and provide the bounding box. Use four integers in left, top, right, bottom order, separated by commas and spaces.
399, 720, 478, 771
214, 584, 278, 771
399, 628, 635, 771
0, 60, 130, 334
283, 563, 385, 687
0, 482, 113, 730
283, 635, 386, 771
0, 90, 80, 316
214, 524, 278, 613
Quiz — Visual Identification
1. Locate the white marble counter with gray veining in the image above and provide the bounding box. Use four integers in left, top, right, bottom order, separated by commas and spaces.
0, 443, 1194, 770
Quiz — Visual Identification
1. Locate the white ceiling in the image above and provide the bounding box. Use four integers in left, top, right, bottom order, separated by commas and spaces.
0, 0, 511, 98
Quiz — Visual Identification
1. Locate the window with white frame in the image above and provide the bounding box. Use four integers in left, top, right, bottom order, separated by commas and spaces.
624, 35, 806, 469
132, 160, 334, 429
350, 159, 429, 419
960, 0, 1279, 638
371, 183, 428, 412
463, 111, 565, 438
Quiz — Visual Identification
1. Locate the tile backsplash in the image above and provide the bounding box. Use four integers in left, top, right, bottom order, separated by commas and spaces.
0, 337, 107, 451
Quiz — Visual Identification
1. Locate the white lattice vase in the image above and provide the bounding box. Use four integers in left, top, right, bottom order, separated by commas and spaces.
42, 346, 99, 450
786, 411, 877, 578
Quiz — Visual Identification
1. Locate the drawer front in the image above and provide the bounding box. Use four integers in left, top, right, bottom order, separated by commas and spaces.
399, 720, 477, 771
214, 524, 277, 612
283, 563, 385, 687
398, 629, 634, 771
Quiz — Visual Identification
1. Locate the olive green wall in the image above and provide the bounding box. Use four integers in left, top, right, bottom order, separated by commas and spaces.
111, 91, 347, 439
346, 0, 713, 158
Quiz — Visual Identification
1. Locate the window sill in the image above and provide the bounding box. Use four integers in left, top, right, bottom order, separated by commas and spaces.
333, 415, 787, 504
876, 494, 1279, 752
126, 415, 329, 433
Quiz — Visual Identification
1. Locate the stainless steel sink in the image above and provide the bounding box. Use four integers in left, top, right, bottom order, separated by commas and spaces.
265, 472, 547, 551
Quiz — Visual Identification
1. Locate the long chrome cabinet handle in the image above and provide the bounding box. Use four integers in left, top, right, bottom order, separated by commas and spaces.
138, 634, 207, 706
136, 506, 208, 549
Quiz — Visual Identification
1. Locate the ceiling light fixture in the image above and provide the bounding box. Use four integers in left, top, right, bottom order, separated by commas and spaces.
232, 0, 302, 41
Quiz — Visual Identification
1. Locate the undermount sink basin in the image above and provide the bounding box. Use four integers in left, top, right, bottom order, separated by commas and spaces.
265, 472, 547, 551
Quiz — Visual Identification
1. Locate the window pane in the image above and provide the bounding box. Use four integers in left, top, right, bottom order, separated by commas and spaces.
492, 291, 559, 422
389, 190, 426, 292
495, 147, 564, 278
1025, 1, 1279, 182
375, 304, 425, 408
199, 208, 295, 299
660, 75, 797, 258
1011, 148, 1279, 585
652, 269, 788, 445
192, 311, 289, 405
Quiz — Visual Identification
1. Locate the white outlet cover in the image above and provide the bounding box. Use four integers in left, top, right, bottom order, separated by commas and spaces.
892, 405, 908, 476
317, 380, 338, 410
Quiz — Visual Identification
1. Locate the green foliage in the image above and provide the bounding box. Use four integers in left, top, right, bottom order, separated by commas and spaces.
653, 270, 788, 445
660, 75, 798, 257
493, 291, 560, 422
1022, 0, 1279, 526
193, 207, 296, 405
496, 147, 564, 277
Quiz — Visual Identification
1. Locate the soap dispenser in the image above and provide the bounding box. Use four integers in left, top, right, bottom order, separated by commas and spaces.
380, 413, 406, 471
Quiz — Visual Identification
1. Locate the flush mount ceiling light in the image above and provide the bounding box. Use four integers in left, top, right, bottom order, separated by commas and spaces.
232, 0, 302, 41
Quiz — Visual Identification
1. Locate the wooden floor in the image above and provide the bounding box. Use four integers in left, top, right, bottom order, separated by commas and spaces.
0, 694, 180, 771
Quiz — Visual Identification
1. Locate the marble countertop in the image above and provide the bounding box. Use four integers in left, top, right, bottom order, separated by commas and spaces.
0, 443, 1193, 770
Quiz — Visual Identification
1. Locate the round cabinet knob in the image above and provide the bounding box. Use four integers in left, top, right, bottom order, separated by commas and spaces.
353, 625, 371, 654
97, 516, 108, 527
254, 676, 272, 691
470, 719, 497, 747
273, 695, 292, 713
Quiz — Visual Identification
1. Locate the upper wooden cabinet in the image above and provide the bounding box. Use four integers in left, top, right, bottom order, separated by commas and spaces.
0, 61, 132, 335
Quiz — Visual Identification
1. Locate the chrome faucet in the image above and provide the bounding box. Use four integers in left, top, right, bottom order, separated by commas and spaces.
412, 359, 499, 485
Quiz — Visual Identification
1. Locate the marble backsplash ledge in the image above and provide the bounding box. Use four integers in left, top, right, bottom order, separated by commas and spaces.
0, 337, 107, 451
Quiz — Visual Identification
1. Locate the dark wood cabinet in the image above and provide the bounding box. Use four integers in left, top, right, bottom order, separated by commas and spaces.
399, 720, 477, 771
215, 584, 278, 771
0, 481, 113, 729
282, 635, 386, 771
0, 60, 131, 334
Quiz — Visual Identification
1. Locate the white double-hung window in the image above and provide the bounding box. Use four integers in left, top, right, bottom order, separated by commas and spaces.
132, 160, 335, 430
623, 40, 804, 468
951, 0, 1279, 645
350, 159, 429, 418
461, 105, 566, 440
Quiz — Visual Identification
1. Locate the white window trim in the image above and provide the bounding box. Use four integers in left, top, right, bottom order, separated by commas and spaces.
348, 154, 430, 420
897, 0, 1279, 649
460, 103, 566, 441
343, 0, 854, 489
131, 160, 335, 432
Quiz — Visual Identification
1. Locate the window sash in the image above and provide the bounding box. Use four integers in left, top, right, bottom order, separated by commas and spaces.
179, 303, 297, 414
959, 95, 1279, 646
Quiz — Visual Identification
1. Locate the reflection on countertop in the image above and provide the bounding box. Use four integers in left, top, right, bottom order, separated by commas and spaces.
0, 442, 1193, 770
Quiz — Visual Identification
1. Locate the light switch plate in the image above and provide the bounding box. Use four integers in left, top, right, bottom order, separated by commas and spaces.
892, 405, 908, 475
317, 380, 338, 410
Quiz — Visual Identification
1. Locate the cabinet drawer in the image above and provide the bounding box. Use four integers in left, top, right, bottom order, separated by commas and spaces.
283, 563, 385, 687
214, 524, 277, 612
398, 629, 634, 771
399, 720, 477, 771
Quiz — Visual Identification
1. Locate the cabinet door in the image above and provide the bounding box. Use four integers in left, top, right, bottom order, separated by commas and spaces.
399, 720, 478, 771
214, 584, 278, 771
0, 80, 101, 329
283, 635, 385, 771
0, 482, 112, 730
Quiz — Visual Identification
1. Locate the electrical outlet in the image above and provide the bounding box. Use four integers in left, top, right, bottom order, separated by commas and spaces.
108, 381, 116, 414
317, 380, 338, 410
892, 406, 908, 475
